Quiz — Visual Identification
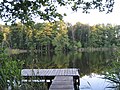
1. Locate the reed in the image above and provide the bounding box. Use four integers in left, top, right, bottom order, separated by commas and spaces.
0, 52, 23, 89
0, 48, 47, 90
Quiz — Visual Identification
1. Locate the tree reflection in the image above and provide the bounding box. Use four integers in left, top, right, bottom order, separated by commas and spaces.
11, 50, 119, 84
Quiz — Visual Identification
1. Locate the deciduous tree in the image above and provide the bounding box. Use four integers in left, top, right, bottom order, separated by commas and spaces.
0, 0, 114, 24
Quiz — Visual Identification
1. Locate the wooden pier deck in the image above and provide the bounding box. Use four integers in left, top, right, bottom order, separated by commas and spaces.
49, 76, 74, 90
21, 68, 80, 90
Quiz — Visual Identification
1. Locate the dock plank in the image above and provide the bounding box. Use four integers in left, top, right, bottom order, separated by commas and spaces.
49, 76, 74, 90
21, 68, 80, 90
21, 68, 79, 77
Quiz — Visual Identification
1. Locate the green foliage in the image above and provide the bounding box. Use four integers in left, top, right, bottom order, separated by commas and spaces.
18, 83, 47, 90
68, 41, 82, 50
0, 25, 3, 43
0, 31, 3, 43
67, 23, 120, 48
103, 50, 120, 88
76, 41, 82, 48
0, 48, 23, 89
1, 22, 120, 51
0, 0, 115, 24
73, 23, 90, 47
103, 62, 120, 88
53, 51, 70, 68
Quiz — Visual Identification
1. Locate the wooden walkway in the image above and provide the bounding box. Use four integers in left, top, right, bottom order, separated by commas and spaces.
21, 68, 79, 76
49, 76, 74, 90
21, 68, 80, 90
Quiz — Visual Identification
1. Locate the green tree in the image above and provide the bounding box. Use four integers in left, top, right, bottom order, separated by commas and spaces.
92, 24, 107, 47
114, 25, 120, 46
105, 24, 118, 47
1, 26, 10, 48
9, 23, 28, 49
68, 22, 90, 48
0, 0, 114, 24
0, 26, 3, 43
34, 22, 53, 51
52, 21, 69, 51
74, 23, 90, 47
89, 25, 98, 47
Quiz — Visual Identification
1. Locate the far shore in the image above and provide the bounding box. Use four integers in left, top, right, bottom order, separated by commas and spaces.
5, 48, 27, 55
5, 47, 119, 55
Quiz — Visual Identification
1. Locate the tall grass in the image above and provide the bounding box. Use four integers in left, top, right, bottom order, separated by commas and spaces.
0, 48, 47, 90
0, 48, 23, 89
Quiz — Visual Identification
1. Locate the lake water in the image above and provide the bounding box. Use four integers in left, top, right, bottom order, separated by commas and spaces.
11, 50, 119, 90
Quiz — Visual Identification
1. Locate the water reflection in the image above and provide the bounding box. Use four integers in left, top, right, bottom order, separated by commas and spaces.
11, 50, 119, 90
80, 73, 116, 90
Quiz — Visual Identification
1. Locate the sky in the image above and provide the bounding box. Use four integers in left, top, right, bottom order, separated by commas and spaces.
0, 0, 120, 26
58, 0, 120, 26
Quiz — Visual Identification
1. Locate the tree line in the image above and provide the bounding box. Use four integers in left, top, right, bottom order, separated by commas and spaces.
0, 21, 120, 51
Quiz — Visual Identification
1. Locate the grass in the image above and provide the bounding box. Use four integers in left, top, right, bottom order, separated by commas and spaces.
0, 48, 47, 90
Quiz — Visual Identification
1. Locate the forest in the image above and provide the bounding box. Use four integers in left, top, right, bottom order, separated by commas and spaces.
0, 0, 120, 89
0, 21, 120, 51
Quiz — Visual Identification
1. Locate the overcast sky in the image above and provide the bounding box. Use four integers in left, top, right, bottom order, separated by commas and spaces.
62, 0, 120, 25
0, 0, 120, 26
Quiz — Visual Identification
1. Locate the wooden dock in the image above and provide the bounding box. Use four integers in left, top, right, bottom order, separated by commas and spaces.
49, 76, 74, 90
21, 68, 80, 90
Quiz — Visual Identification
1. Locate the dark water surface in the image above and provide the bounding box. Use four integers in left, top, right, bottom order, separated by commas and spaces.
11, 50, 118, 90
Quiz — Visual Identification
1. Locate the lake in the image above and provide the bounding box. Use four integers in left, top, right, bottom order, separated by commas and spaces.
11, 50, 119, 90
